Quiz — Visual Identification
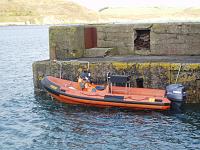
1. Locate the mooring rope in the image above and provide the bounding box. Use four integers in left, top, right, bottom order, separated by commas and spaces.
175, 63, 182, 84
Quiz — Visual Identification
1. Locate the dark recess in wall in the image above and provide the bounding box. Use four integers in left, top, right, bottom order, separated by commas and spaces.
134, 30, 150, 50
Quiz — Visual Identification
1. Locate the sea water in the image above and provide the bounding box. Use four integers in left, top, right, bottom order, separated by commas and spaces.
0, 26, 199, 150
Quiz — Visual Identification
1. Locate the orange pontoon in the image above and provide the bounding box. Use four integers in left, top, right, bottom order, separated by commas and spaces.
41, 76, 171, 110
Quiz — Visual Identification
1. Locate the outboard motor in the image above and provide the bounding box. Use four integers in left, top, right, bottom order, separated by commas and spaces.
166, 84, 186, 112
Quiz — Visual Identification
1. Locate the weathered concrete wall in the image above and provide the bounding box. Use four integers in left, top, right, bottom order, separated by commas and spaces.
150, 23, 200, 55
49, 26, 85, 60
96, 24, 135, 55
96, 24, 153, 55
33, 60, 200, 103
49, 23, 200, 59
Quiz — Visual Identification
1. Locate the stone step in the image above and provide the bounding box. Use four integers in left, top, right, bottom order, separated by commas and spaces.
84, 47, 116, 58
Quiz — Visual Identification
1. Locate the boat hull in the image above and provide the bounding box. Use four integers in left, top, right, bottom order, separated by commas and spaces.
41, 76, 171, 110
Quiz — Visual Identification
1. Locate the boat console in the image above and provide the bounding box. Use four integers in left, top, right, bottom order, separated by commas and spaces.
107, 74, 131, 94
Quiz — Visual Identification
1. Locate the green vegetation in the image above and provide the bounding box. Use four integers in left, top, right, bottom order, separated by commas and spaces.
0, 0, 98, 24
0, 0, 200, 25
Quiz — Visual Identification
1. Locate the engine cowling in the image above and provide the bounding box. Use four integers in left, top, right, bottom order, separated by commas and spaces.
166, 84, 186, 112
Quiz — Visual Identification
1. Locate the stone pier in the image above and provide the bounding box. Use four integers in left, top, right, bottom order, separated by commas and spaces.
33, 22, 200, 103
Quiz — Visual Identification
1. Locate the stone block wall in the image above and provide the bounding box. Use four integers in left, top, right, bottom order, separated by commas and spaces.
150, 23, 200, 55
49, 26, 85, 60
48, 23, 200, 59
96, 24, 153, 55
96, 24, 135, 55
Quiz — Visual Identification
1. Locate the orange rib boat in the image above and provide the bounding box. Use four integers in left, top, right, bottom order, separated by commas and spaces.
41, 76, 171, 110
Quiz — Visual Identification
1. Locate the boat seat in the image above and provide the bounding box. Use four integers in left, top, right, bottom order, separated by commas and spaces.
95, 85, 105, 91
110, 75, 130, 83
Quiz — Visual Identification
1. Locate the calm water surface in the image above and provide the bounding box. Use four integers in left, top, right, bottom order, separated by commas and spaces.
0, 26, 200, 150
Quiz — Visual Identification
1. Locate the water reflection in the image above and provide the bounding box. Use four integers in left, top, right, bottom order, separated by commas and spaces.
33, 92, 200, 149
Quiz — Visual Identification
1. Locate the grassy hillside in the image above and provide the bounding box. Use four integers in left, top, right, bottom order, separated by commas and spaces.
99, 7, 200, 22
0, 0, 99, 24
0, 0, 200, 25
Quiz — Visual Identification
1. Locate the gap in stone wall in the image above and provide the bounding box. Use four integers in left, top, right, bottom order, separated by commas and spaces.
134, 30, 150, 50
